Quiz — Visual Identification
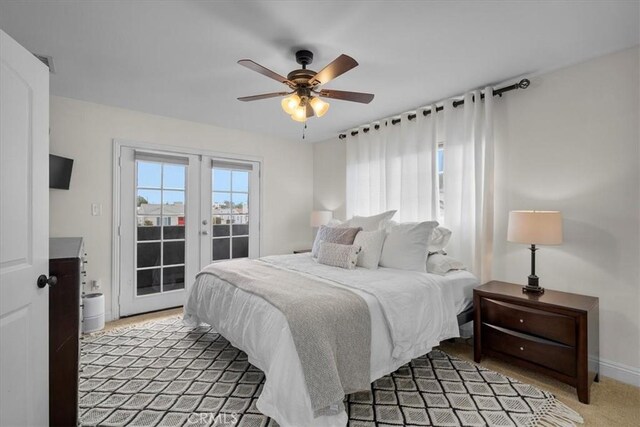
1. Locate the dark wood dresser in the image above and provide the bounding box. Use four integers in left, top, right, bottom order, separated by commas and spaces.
473, 281, 599, 403
49, 238, 85, 426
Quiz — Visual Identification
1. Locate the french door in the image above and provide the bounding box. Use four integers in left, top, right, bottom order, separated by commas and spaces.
118, 146, 260, 317
199, 158, 260, 268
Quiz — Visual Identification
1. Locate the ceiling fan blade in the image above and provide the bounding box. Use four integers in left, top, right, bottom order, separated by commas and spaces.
318, 89, 375, 104
306, 103, 314, 118
238, 59, 295, 87
237, 92, 290, 102
309, 54, 358, 86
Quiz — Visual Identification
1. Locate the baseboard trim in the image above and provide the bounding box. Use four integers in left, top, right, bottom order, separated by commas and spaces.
595, 357, 640, 387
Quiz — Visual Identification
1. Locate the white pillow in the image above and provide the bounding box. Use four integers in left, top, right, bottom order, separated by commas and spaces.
379, 221, 439, 272
343, 210, 397, 231
426, 253, 466, 275
428, 226, 452, 253
353, 229, 386, 270
316, 241, 361, 270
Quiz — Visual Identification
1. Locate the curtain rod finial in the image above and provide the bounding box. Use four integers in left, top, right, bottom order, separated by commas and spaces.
519, 79, 530, 89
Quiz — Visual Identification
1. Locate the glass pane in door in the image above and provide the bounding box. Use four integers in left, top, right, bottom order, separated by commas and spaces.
211, 167, 250, 261
136, 160, 186, 295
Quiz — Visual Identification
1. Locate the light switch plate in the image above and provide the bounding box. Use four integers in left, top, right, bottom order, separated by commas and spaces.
91, 203, 102, 216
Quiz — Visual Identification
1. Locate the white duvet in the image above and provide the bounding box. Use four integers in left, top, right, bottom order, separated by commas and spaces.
184, 254, 469, 427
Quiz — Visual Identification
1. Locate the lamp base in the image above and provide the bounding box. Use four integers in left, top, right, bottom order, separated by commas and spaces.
522, 284, 545, 294
523, 274, 544, 294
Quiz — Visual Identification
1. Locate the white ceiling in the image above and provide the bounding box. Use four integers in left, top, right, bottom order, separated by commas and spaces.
1, 1, 638, 143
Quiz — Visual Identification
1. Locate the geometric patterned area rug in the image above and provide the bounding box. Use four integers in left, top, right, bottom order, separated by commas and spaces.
79, 316, 583, 427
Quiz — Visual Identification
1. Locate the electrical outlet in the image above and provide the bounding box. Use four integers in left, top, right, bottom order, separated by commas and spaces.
91, 279, 101, 290
91, 203, 102, 216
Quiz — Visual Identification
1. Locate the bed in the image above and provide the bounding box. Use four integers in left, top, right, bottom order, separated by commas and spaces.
184, 253, 478, 427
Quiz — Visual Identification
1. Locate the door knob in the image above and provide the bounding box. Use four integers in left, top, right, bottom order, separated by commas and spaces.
37, 275, 57, 288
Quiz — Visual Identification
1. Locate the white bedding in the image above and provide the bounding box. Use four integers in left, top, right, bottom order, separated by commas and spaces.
184, 254, 478, 427
442, 269, 479, 315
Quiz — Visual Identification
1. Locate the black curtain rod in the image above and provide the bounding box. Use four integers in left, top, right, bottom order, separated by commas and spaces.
338, 78, 530, 139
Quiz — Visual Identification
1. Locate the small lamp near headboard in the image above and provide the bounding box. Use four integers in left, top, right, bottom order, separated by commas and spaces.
507, 210, 563, 294
310, 210, 333, 228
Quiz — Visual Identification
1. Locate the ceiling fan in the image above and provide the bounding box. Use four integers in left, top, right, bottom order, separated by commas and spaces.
237, 50, 374, 122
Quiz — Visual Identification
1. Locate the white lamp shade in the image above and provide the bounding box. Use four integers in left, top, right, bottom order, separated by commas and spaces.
507, 210, 563, 245
310, 210, 333, 227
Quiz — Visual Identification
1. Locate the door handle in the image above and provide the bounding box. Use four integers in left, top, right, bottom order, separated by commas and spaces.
201, 230, 209, 235
37, 275, 57, 288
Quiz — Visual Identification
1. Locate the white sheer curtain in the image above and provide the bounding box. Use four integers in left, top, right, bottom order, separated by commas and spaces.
346, 106, 439, 223
443, 89, 494, 282
345, 88, 494, 281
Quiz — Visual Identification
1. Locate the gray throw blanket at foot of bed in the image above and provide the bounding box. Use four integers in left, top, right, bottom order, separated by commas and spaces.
198, 259, 371, 416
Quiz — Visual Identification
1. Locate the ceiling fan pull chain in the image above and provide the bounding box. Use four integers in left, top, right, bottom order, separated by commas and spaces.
302, 122, 307, 140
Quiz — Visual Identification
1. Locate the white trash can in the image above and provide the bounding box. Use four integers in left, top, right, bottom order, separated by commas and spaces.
459, 320, 474, 338
83, 293, 105, 333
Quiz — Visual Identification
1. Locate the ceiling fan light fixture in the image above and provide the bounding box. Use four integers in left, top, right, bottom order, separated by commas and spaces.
291, 105, 307, 122
310, 97, 330, 117
238, 51, 374, 125
281, 94, 300, 115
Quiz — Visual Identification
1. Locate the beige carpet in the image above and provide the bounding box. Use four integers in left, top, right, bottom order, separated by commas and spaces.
105, 309, 640, 426
439, 340, 640, 426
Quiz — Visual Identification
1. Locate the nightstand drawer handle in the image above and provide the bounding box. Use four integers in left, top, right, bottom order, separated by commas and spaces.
519, 319, 524, 323
519, 346, 524, 351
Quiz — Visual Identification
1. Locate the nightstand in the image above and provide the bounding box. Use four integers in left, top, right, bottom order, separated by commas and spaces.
293, 249, 311, 254
474, 281, 599, 404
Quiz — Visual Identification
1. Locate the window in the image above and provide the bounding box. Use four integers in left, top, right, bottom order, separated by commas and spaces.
135, 161, 186, 295
211, 167, 250, 261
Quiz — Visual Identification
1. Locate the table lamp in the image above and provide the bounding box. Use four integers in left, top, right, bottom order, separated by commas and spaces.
507, 210, 563, 294
310, 210, 333, 228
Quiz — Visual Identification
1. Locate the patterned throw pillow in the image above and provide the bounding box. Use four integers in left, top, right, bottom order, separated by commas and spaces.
353, 229, 386, 269
316, 242, 361, 270
311, 225, 362, 257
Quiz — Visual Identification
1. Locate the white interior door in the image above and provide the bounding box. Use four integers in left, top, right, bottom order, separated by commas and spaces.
199, 157, 261, 269
118, 148, 200, 317
0, 30, 50, 426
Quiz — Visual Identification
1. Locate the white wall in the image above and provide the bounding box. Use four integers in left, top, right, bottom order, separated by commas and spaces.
492, 46, 639, 384
313, 138, 346, 220
50, 96, 314, 320
313, 47, 640, 384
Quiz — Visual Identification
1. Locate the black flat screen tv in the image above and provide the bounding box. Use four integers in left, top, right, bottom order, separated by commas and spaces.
49, 154, 74, 190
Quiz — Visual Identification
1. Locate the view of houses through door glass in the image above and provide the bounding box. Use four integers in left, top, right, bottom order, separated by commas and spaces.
136, 161, 186, 296
211, 167, 250, 261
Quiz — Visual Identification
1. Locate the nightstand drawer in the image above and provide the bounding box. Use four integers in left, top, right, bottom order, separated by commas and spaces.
481, 298, 576, 346
483, 323, 576, 377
